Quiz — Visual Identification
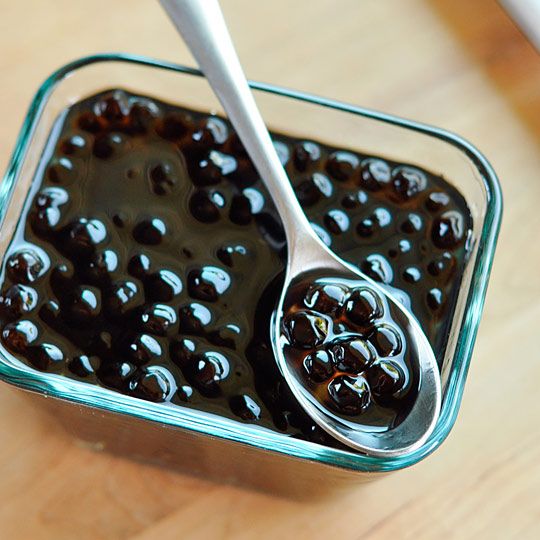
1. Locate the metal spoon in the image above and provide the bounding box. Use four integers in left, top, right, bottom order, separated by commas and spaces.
160, 0, 441, 457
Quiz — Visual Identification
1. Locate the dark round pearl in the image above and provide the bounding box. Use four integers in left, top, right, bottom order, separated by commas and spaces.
325, 151, 360, 181
304, 283, 348, 315
302, 349, 334, 383
128, 253, 152, 279
81, 249, 118, 284
402, 266, 422, 283
356, 207, 392, 238
93, 132, 127, 159
188, 351, 230, 396
30, 187, 68, 235
189, 190, 225, 223
59, 134, 89, 156
63, 218, 107, 255
148, 162, 178, 195
427, 252, 455, 279
370, 324, 402, 357
97, 361, 137, 391
145, 269, 183, 302
283, 310, 328, 349
229, 394, 262, 421
345, 287, 383, 327
391, 166, 427, 201
359, 158, 391, 191
367, 360, 407, 404
105, 280, 142, 318
229, 194, 252, 225
0, 284, 38, 320
179, 302, 212, 334
361, 254, 394, 284
400, 212, 424, 234
156, 112, 192, 140
129, 366, 175, 402
425, 191, 450, 212
293, 141, 321, 172
28, 343, 64, 371
47, 157, 77, 184
132, 218, 166, 245
426, 288, 445, 311
329, 338, 373, 373
187, 266, 231, 302
431, 210, 465, 248
123, 333, 163, 366
1, 320, 39, 353
140, 303, 177, 336
66, 286, 101, 323
324, 209, 350, 234
68, 355, 100, 377
216, 244, 248, 268
6, 248, 46, 284
170, 337, 196, 368
327, 375, 371, 415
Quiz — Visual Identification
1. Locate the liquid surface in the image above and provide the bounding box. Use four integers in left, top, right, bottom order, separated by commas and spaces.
0, 90, 472, 445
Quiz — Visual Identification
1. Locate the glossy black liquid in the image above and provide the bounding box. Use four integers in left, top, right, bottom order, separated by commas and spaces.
0, 90, 472, 445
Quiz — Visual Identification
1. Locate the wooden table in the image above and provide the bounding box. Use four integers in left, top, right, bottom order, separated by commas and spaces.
0, 1, 539, 538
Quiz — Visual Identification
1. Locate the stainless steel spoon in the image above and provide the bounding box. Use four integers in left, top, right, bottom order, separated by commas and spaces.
160, 0, 441, 457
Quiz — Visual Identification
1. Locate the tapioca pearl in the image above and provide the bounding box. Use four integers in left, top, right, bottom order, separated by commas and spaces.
388, 239, 412, 259
283, 310, 328, 349
390, 166, 427, 201
329, 338, 373, 373
64, 218, 107, 256
324, 209, 350, 234
82, 249, 119, 284
123, 102, 159, 135
112, 212, 128, 228
189, 189, 225, 223
273, 140, 290, 166
132, 218, 167, 245
361, 254, 394, 284
129, 366, 176, 402
226, 154, 258, 187
97, 361, 137, 391
170, 337, 196, 368
77, 111, 103, 133
105, 280, 142, 318
27, 343, 64, 371
50, 263, 75, 294
1, 320, 38, 353
93, 132, 127, 159
157, 112, 193, 140
255, 213, 286, 250
148, 162, 178, 195
359, 158, 391, 191
427, 252, 456, 279
229, 394, 262, 421
216, 244, 248, 268
68, 354, 100, 377
188, 351, 230, 396
122, 333, 163, 366
6, 248, 46, 284
208, 323, 241, 349
93, 92, 130, 123
187, 266, 231, 302
66, 286, 101, 323
0, 284, 38, 320
345, 287, 383, 327
325, 151, 360, 181
31, 187, 69, 234
425, 191, 450, 212
426, 288, 445, 312
356, 207, 392, 238
47, 157, 77, 184
370, 324, 402, 357
293, 141, 321, 172
341, 190, 368, 209
59, 134, 89, 156
327, 375, 371, 415
201, 116, 229, 145
39, 300, 61, 327
189, 150, 237, 186
140, 304, 177, 336
227, 132, 249, 157
177, 384, 194, 402
402, 266, 422, 284
400, 212, 424, 234
178, 302, 212, 334
128, 253, 151, 279
431, 210, 465, 248
302, 349, 334, 383
304, 283, 348, 315
367, 360, 407, 404
229, 194, 252, 225
145, 269, 183, 302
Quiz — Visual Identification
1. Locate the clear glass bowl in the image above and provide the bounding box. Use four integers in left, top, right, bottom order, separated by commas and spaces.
0, 54, 502, 487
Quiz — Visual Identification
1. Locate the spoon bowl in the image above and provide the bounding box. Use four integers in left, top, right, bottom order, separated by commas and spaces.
161, 0, 442, 456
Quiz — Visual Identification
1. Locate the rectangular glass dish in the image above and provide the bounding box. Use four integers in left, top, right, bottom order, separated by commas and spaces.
0, 55, 502, 495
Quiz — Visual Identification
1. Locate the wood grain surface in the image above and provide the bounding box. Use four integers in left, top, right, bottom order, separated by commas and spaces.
0, 1, 539, 538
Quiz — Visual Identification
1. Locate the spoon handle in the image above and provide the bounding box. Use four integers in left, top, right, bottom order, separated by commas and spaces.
160, 0, 323, 257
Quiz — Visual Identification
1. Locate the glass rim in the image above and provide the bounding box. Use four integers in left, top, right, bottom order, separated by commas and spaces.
0, 53, 503, 472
